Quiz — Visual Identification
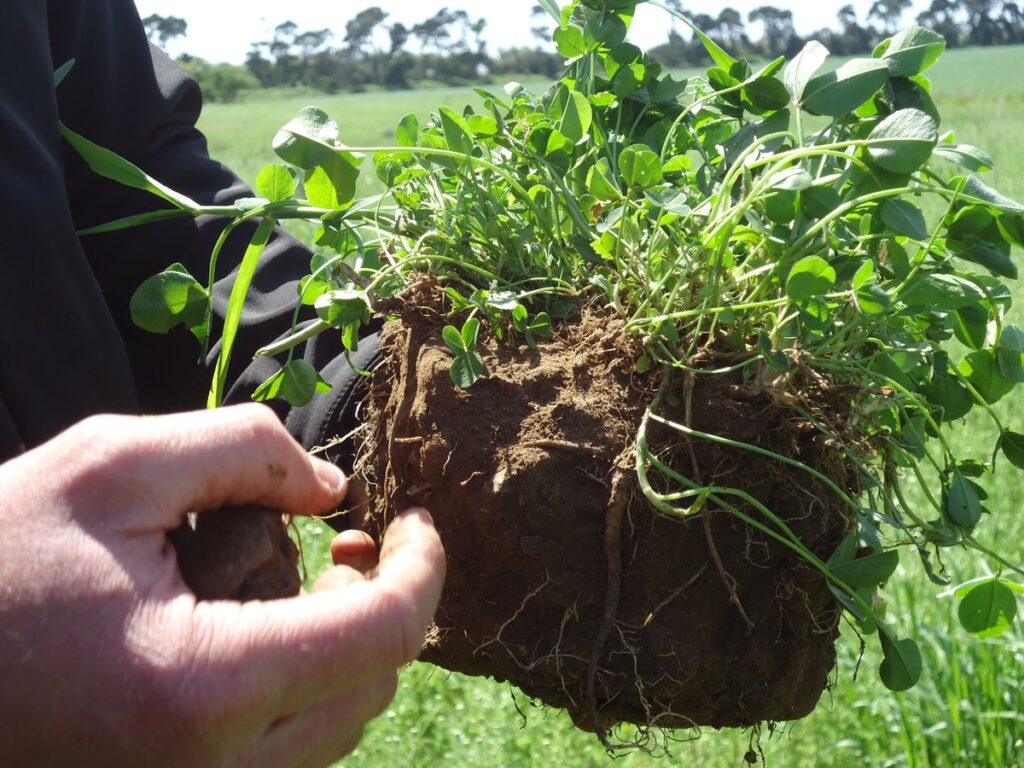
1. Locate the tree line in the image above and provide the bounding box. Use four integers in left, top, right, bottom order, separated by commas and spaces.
142, 1, 1024, 102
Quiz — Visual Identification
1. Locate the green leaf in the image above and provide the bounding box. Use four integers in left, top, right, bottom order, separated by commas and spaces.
802, 58, 890, 117
442, 324, 467, 352
856, 283, 892, 315
450, 348, 484, 389
952, 240, 1018, 279
997, 325, 1024, 383
783, 40, 829, 103
953, 305, 990, 350
743, 76, 790, 111
252, 360, 331, 408
945, 471, 983, 528
559, 90, 593, 144
461, 316, 481, 349
255, 164, 297, 203
273, 106, 338, 169
958, 579, 1017, 638
879, 637, 922, 692
925, 375, 973, 422
933, 144, 994, 173
853, 261, 875, 290
900, 273, 985, 310
526, 311, 553, 342
831, 550, 900, 589
467, 114, 499, 137
53, 59, 76, 87
999, 431, 1024, 469
315, 290, 369, 330
584, 11, 629, 49
60, 123, 199, 210
587, 160, 621, 201
868, 109, 938, 174
881, 199, 928, 240
396, 113, 420, 147
305, 153, 359, 209
439, 107, 474, 156
442, 318, 485, 388
553, 25, 587, 59
768, 166, 813, 192
618, 145, 663, 189
960, 176, 1024, 215
130, 264, 209, 336
210, 217, 276, 409
876, 27, 946, 77
960, 349, 1014, 404
787, 256, 836, 301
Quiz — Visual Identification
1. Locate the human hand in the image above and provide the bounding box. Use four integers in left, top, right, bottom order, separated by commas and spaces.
0, 404, 445, 767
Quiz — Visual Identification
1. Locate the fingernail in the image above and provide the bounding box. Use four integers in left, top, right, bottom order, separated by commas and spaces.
312, 458, 347, 495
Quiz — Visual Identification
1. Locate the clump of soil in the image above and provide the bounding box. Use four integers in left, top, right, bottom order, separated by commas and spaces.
170, 505, 301, 601
359, 281, 858, 732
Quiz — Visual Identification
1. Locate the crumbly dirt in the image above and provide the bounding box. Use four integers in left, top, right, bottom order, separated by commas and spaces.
358, 280, 857, 732
170, 505, 301, 601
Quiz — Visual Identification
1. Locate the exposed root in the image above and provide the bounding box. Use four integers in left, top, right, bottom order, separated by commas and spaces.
703, 508, 756, 634
587, 462, 634, 749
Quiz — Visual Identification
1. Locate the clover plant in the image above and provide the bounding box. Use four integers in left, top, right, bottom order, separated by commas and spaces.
68, 0, 1024, 694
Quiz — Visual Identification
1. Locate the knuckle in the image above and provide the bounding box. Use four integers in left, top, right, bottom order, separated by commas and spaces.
66, 414, 136, 459
234, 402, 286, 442
58, 415, 150, 497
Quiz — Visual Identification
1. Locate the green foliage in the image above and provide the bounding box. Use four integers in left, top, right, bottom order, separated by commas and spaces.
177, 58, 259, 103
441, 318, 485, 389
252, 359, 331, 407
129, 263, 210, 346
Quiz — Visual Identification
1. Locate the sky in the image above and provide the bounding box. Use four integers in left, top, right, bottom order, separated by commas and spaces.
133, 1, 930, 64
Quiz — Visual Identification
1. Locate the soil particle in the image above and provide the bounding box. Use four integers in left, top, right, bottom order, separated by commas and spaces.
359, 282, 856, 730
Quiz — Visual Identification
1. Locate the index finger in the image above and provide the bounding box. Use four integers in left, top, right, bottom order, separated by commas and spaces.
190, 508, 445, 714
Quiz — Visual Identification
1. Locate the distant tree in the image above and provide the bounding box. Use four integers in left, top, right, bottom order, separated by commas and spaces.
345, 7, 388, 54
961, 0, 1003, 44
178, 57, 259, 102
530, 4, 553, 43
714, 8, 750, 53
1000, 1, 1024, 42
412, 8, 459, 54
141, 14, 187, 48
868, 0, 913, 34
749, 6, 800, 57
491, 47, 562, 77
917, 0, 964, 45
833, 4, 877, 53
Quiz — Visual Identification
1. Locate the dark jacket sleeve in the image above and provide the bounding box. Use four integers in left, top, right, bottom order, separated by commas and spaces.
49, 1, 375, 471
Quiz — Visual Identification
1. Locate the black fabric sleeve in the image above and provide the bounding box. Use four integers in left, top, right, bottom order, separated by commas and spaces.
49, 1, 374, 481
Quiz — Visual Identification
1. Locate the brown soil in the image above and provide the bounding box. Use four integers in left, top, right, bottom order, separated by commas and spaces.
170, 505, 301, 601
358, 281, 858, 734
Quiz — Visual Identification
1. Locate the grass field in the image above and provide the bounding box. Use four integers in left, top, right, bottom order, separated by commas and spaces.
198, 44, 1024, 767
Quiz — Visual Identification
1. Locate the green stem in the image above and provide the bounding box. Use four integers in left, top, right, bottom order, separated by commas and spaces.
209, 216, 277, 408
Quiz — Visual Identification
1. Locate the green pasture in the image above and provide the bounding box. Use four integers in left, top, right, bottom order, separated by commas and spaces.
198, 45, 1024, 767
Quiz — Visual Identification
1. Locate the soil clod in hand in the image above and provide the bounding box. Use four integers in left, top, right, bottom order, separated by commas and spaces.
360, 283, 856, 731
170, 505, 301, 601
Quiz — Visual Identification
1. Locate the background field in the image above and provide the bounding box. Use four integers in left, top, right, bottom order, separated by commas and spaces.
198, 45, 1024, 767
